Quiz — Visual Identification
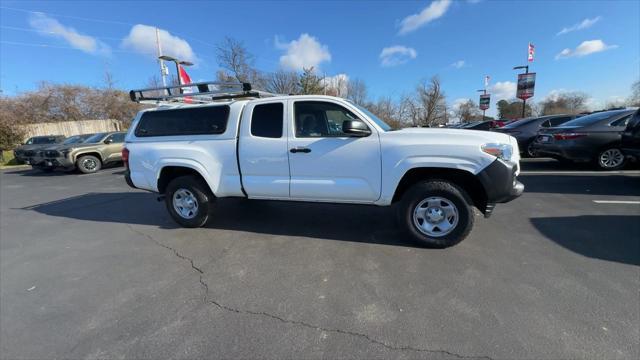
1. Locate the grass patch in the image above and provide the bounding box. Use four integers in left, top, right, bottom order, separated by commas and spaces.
0, 150, 21, 166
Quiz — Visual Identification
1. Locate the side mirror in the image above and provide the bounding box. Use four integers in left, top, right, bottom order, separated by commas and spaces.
342, 120, 371, 137
104, 138, 113, 144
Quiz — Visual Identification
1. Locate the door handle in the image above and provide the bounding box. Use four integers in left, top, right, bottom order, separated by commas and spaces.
290, 147, 311, 153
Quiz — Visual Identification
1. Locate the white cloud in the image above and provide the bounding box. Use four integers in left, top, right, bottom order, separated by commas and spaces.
557, 16, 601, 36
555, 39, 617, 59
379, 45, 417, 67
122, 24, 197, 62
489, 81, 517, 100
276, 34, 331, 71
399, 0, 452, 35
451, 60, 465, 69
452, 98, 472, 110
28, 13, 110, 55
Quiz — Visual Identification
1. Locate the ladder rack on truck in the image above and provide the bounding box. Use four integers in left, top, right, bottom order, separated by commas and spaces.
129, 81, 277, 105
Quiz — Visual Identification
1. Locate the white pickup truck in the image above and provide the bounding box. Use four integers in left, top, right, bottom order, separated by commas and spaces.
124, 83, 523, 248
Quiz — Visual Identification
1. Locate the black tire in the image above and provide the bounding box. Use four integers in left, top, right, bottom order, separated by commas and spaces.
595, 147, 626, 171
39, 167, 54, 173
524, 141, 537, 158
397, 180, 474, 248
76, 155, 102, 174
165, 175, 213, 228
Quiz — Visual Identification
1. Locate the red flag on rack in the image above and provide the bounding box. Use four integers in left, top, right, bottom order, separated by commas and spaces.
178, 65, 193, 103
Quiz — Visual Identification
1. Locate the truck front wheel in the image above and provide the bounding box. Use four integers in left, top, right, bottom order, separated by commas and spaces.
398, 181, 474, 248
165, 175, 213, 228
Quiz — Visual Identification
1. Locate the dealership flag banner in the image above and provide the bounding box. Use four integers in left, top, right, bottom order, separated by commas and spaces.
528, 43, 535, 62
479, 94, 491, 110
516, 72, 536, 100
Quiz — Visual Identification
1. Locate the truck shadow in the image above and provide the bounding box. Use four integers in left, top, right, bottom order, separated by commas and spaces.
24, 192, 419, 248
530, 215, 640, 266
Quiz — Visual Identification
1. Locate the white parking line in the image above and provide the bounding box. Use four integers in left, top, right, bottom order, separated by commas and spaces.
521, 171, 640, 175
593, 200, 640, 204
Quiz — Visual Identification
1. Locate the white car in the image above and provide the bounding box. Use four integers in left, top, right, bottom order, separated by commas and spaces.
124, 82, 523, 248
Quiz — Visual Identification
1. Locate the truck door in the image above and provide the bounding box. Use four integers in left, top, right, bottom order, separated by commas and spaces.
103, 132, 125, 162
287, 100, 382, 203
238, 101, 290, 199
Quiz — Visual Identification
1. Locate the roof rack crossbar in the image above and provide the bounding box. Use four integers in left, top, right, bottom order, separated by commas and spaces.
129, 81, 268, 103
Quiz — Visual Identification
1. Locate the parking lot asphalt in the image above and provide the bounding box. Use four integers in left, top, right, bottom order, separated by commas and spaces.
1, 159, 639, 360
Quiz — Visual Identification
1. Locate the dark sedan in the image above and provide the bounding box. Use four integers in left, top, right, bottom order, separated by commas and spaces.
621, 109, 640, 160
493, 114, 576, 157
532, 109, 636, 170
13, 135, 65, 164
461, 120, 497, 131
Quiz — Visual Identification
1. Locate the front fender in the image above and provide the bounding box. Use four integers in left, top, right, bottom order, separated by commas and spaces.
72, 150, 104, 163
378, 155, 493, 205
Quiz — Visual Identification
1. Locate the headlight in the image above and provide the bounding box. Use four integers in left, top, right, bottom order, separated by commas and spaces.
481, 143, 513, 162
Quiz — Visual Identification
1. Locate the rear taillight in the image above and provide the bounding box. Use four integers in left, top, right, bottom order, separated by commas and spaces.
553, 133, 587, 140
122, 147, 129, 168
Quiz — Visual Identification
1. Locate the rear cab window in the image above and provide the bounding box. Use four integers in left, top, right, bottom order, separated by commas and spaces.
135, 105, 230, 137
251, 103, 284, 138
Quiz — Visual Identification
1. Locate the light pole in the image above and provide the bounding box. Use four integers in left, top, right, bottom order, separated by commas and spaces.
513, 65, 529, 118
477, 89, 486, 120
158, 55, 193, 85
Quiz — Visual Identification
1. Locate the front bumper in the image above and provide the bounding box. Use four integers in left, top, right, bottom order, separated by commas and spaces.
477, 159, 524, 216
32, 157, 74, 169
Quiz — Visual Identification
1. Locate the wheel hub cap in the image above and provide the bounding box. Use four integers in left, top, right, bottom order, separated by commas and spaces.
173, 189, 198, 219
426, 207, 445, 223
413, 197, 459, 237
83, 159, 96, 170
600, 149, 623, 168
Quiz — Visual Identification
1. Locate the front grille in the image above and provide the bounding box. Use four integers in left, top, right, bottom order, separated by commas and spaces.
44, 150, 60, 157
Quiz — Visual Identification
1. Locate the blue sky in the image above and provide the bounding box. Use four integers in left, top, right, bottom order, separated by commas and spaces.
1, 0, 638, 117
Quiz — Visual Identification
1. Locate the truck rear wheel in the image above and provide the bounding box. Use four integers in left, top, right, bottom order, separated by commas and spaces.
165, 175, 213, 228
398, 180, 474, 248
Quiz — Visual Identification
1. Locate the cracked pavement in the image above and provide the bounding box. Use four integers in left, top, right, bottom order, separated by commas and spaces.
1, 162, 639, 359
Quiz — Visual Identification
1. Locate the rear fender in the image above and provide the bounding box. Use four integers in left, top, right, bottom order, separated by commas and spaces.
153, 159, 219, 195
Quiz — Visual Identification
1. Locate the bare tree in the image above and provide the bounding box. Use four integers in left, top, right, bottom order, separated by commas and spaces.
266, 70, 300, 95
323, 74, 348, 98
454, 100, 481, 123
416, 76, 447, 127
540, 92, 589, 115
628, 79, 640, 107
215, 37, 265, 88
366, 97, 400, 128
346, 78, 367, 106
399, 94, 421, 127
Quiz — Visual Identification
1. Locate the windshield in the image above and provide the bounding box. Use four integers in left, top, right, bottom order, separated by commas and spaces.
62, 135, 91, 144
502, 118, 537, 129
83, 133, 107, 143
26, 137, 57, 145
560, 110, 630, 127
354, 104, 392, 131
